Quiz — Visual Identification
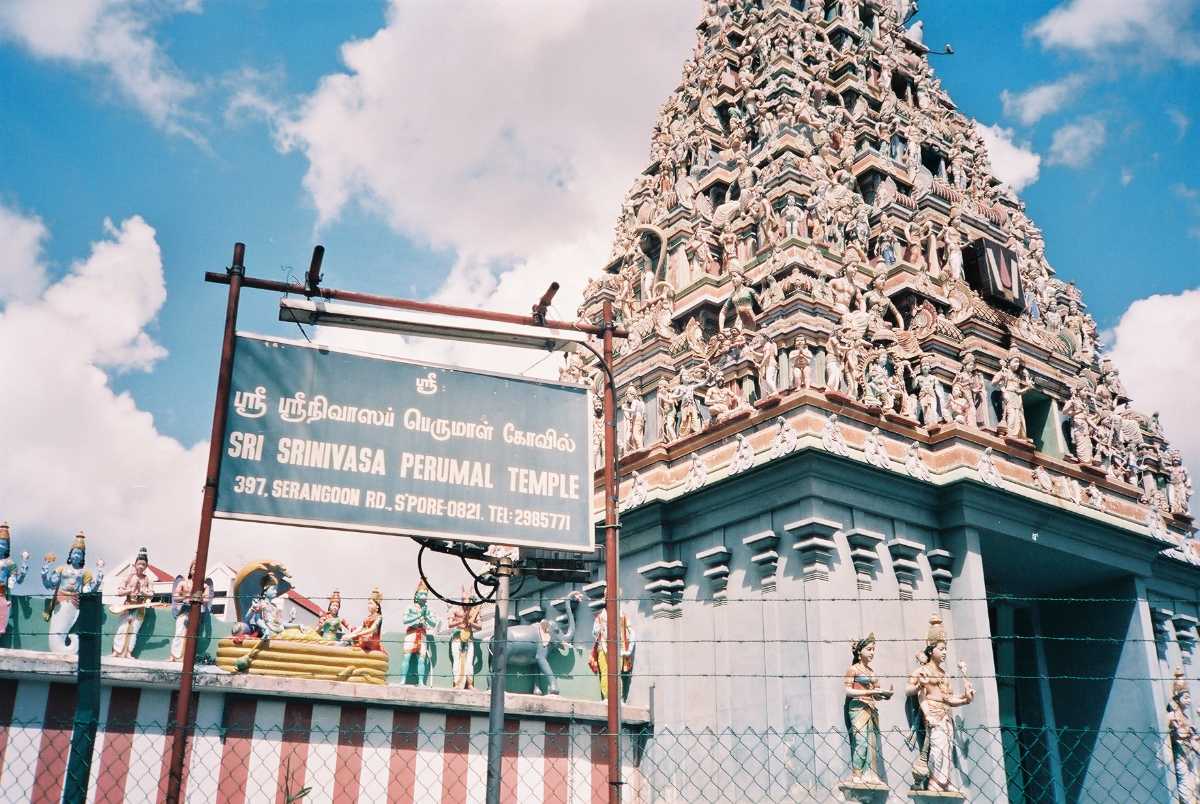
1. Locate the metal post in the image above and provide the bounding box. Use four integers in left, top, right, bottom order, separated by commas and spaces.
64, 590, 101, 803
485, 559, 513, 804
601, 299, 622, 803
165, 242, 245, 804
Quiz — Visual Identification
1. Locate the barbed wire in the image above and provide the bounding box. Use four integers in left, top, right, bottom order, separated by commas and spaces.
7, 628, 1196, 647
16, 592, 1200, 604
8, 665, 1200, 684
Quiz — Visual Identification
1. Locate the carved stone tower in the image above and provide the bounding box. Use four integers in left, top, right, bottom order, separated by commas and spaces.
539, 1, 1196, 800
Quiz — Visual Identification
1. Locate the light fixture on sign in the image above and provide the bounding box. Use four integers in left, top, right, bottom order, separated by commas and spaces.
279, 298, 590, 353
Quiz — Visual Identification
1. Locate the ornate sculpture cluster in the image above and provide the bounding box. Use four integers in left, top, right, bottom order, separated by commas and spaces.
567, 0, 1190, 521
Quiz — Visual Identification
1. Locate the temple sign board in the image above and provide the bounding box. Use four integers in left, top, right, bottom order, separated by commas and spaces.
214, 334, 595, 552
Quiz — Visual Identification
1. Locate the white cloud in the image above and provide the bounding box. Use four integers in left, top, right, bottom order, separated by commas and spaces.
1031, 0, 1200, 62
271, 0, 696, 374
0, 207, 476, 623
1107, 288, 1200, 481
0, 211, 203, 551
0, 203, 49, 305
0, 0, 200, 138
1120, 167, 1134, 186
974, 123, 1042, 192
1168, 108, 1192, 140
1000, 73, 1088, 126
1047, 117, 1107, 168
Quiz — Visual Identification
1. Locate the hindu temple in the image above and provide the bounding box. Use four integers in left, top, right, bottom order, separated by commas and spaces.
0, 2, 1195, 802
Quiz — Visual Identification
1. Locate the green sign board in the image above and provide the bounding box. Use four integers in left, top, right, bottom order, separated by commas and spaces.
214, 334, 595, 552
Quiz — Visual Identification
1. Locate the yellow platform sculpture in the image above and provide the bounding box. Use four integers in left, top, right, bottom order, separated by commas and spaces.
215, 562, 389, 685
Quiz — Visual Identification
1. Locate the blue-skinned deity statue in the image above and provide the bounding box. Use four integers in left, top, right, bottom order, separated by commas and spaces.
41, 531, 104, 654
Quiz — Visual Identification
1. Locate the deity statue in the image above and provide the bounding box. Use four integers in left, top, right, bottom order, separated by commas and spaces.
658, 380, 680, 444
825, 333, 849, 396
1062, 385, 1096, 464
904, 441, 933, 482
620, 383, 647, 454
992, 350, 1033, 439
878, 220, 900, 266
592, 415, 605, 469
754, 335, 780, 397
315, 590, 349, 642
559, 350, 587, 385
844, 634, 893, 783
675, 366, 707, 438
344, 588, 386, 655
447, 590, 483, 690
830, 263, 864, 315
232, 570, 289, 644
1167, 450, 1194, 516
718, 271, 762, 331
0, 523, 29, 635
782, 194, 805, 239
943, 224, 965, 281
915, 358, 943, 428
41, 531, 104, 654
918, 219, 943, 278
947, 384, 972, 426
110, 546, 158, 659
862, 274, 904, 343
1168, 668, 1200, 803
792, 337, 812, 390
589, 604, 636, 701
863, 427, 891, 469
907, 615, 975, 793
862, 360, 892, 411
401, 581, 439, 686
952, 353, 987, 429
169, 561, 213, 662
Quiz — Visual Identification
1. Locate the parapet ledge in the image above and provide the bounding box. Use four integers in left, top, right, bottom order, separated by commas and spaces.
0, 649, 650, 725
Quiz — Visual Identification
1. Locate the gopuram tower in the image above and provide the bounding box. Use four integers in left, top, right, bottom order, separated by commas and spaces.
542, 1, 1198, 801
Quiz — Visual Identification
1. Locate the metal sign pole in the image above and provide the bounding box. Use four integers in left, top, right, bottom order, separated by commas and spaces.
601, 299, 623, 803
64, 591, 101, 802
165, 242, 245, 804
485, 557, 513, 804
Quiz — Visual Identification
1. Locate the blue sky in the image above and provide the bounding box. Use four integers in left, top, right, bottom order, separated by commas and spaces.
0, 0, 1197, 608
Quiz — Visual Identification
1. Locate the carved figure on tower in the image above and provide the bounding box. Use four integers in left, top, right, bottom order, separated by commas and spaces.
620, 382, 647, 454
1167, 450, 1194, 516
992, 350, 1033, 440
718, 271, 762, 332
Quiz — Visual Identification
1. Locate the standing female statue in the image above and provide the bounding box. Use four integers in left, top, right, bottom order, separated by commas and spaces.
844, 634, 893, 782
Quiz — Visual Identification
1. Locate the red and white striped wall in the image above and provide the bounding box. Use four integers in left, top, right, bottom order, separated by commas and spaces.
0, 679, 646, 804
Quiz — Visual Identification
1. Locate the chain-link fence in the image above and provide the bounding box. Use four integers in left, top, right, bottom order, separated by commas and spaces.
5, 715, 1186, 803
